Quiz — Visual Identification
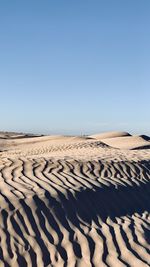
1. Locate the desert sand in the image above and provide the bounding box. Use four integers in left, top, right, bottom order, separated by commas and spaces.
0, 131, 150, 267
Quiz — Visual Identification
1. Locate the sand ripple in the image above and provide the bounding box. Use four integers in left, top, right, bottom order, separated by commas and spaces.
0, 154, 150, 267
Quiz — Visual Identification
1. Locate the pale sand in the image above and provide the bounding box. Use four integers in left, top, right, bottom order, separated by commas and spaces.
0, 131, 150, 267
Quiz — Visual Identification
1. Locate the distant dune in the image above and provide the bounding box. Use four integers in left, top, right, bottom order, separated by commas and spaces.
0, 131, 150, 266
89, 131, 131, 139
90, 132, 150, 150
99, 135, 150, 150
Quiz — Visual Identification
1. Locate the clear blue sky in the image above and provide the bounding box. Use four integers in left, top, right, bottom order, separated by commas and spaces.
0, 1, 150, 135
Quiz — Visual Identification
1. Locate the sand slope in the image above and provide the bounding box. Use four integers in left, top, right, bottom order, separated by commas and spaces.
89, 131, 131, 139
100, 136, 150, 150
90, 132, 150, 150
0, 132, 150, 267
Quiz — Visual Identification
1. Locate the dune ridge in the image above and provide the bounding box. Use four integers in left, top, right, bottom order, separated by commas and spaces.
0, 131, 150, 267
90, 132, 150, 150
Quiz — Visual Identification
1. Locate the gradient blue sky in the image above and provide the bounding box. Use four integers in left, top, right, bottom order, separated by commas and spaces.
0, 1, 150, 135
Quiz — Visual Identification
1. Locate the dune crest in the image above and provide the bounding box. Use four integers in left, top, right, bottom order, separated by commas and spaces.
89, 131, 131, 139
89, 131, 150, 150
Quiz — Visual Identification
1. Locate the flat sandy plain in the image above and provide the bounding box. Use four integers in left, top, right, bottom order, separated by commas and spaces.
0, 131, 150, 267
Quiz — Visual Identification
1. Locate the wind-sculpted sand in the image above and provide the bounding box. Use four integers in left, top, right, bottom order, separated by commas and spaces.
0, 132, 150, 267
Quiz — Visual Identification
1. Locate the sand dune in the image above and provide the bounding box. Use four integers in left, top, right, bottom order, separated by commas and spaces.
0, 131, 150, 267
89, 132, 150, 150
89, 131, 131, 139
100, 136, 150, 150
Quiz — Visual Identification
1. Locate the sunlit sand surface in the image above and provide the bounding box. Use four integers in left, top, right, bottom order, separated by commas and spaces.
0, 131, 150, 267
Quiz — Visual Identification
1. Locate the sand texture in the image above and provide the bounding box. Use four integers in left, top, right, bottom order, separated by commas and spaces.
0, 131, 150, 267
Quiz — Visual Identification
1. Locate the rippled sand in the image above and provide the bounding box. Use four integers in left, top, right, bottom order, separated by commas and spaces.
0, 132, 150, 267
